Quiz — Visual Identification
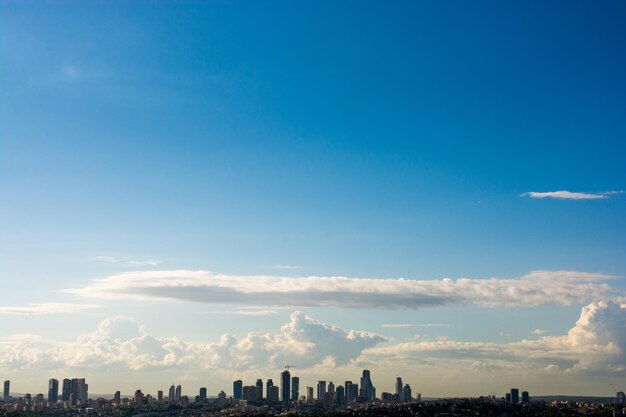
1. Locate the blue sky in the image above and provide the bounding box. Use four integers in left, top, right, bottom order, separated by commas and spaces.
1, 1, 625, 397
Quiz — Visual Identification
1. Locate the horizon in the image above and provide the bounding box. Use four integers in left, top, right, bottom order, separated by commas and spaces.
1, 0, 625, 399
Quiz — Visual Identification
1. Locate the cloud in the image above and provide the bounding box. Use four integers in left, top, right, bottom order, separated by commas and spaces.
380, 324, 414, 328
95, 256, 160, 267
363, 301, 626, 376
522, 190, 623, 200
380, 323, 453, 328
63, 269, 620, 309
0, 303, 100, 315
0, 312, 386, 373
532, 329, 547, 335
273, 265, 303, 270
234, 310, 278, 316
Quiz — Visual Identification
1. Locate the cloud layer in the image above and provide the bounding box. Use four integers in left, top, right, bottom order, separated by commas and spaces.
522, 190, 623, 200
0, 303, 100, 315
63, 270, 619, 309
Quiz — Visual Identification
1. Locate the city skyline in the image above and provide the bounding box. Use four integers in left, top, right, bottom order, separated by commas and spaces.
1, 0, 625, 400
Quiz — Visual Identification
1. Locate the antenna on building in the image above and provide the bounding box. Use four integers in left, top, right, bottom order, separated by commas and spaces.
284, 365, 296, 371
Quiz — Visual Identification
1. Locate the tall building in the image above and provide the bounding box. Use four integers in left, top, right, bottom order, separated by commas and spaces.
336, 385, 345, 406
168, 385, 176, 402
402, 384, 412, 402
266, 379, 273, 400
291, 376, 299, 402
269, 386, 280, 402
3, 380, 9, 401
175, 385, 182, 401
134, 390, 144, 404
255, 379, 263, 401
317, 381, 326, 401
281, 370, 291, 405
242, 386, 257, 401
62, 379, 71, 402
157, 390, 163, 402
233, 380, 243, 400
510, 388, 519, 404
395, 377, 403, 398
306, 387, 314, 403
360, 370, 376, 401
617, 391, 626, 405
521, 391, 530, 403
345, 381, 353, 402
199, 387, 207, 403
48, 379, 59, 403
328, 382, 336, 406
114, 391, 121, 404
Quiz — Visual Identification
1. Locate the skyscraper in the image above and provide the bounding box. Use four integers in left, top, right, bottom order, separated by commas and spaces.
345, 381, 353, 402
510, 388, 519, 404
255, 379, 263, 401
199, 387, 207, 403
306, 387, 314, 403
336, 385, 345, 406
360, 370, 375, 401
522, 391, 530, 403
402, 384, 412, 402
281, 370, 291, 405
48, 379, 59, 403
266, 379, 273, 400
157, 390, 163, 402
317, 381, 326, 401
114, 391, 121, 404
233, 380, 243, 400
168, 385, 176, 402
291, 376, 299, 402
3, 380, 9, 401
175, 385, 182, 401
62, 379, 71, 402
395, 377, 403, 399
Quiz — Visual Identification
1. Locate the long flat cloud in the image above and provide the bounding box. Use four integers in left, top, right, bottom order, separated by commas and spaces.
522, 190, 623, 200
62, 270, 620, 309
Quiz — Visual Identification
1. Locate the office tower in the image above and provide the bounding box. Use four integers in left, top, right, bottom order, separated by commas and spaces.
25, 393, 32, 405
266, 379, 273, 400
3, 380, 9, 402
395, 377, 403, 398
345, 381, 353, 402
175, 385, 182, 401
402, 384, 412, 402
218, 391, 226, 402
61, 379, 70, 402
522, 391, 530, 403
291, 376, 299, 402
306, 387, 314, 403
168, 385, 176, 402
157, 390, 163, 402
242, 386, 256, 401
114, 391, 121, 404
48, 379, 59, 403
36, 393, 44, 405
134, 390, 144, 404
328, 382, 335, 406
505, 393, 511, 402
360, 370, 375, 401
256, 379, 263, 401
281, 370, 291, 405
617, 391, 626, 405
233, 380, 243, 400
317, 381, 326, 401
269, 386, 280, 402
510, 388, 519, 404
199, 387, 207, 403
336, 385, 345, 406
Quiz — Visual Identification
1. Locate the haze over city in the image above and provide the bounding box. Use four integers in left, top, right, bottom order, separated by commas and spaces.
1, 0, 625, 401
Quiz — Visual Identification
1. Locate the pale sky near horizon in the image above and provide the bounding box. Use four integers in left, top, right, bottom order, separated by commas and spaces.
1, 0, 625, 398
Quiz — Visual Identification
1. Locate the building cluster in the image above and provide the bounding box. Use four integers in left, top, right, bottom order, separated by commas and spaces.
231, 369, 416, 409
505, 388, 530, 404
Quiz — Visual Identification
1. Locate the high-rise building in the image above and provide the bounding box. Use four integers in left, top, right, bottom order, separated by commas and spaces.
317, 381, 326, 401
402, 384, 412, 402
233, 380, 243, 400
3, 380, 9, 401
114, 391, 121, 404
306, 387, 314, 403
134, 390, 144, 404
242, 386, 257, 401
255, 379, 263, 401
505, 393, 511, 403
168, 385, 176, 402
269, 386, 280, 402
291, 376, 299, 402
175, 385, 182, 401
328, 382, 336, 406
336, 385, 345, 406
281, 370, 291, 405
521, 391, 530, 403
61, 379, 71, 402
360, 370, 375, 401
617, 391, 626, 405
199, 387, 207, 403
510, 388, 519, 404
48, 379, 59, 403
395, 377, 403, 398
266, 379, 273, 400
345, 381, 353, 402
157, 390, 163, 402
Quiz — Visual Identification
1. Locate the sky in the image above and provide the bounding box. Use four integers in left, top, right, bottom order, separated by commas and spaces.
1, 0, 625, 399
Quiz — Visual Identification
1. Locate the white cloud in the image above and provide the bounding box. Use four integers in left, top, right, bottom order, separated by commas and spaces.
0, 303, 100, 315
380, 324, 414, 328
532, 329, 547, 335
522, 190, 623, 200
234, 310, 278, 316
63, 269, 620, 309
380, 323, 453, 328
95, 255, 160, 267
273, 265, 303, 270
